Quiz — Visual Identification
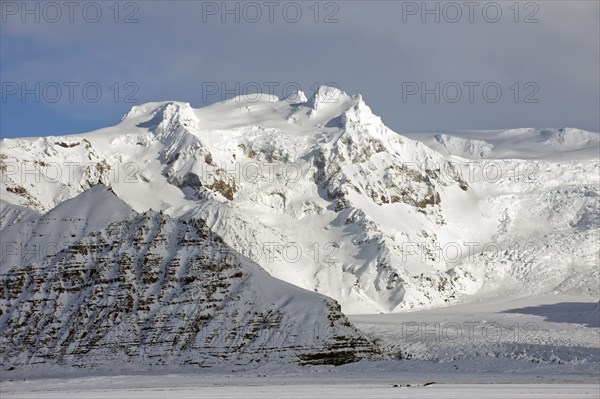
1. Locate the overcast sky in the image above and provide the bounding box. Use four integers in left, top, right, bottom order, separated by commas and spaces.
1, 1, 598, 138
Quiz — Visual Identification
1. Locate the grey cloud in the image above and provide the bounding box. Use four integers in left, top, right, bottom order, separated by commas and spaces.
1, 1, 598, 133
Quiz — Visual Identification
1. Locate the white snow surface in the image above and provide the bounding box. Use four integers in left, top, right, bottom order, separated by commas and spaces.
1, 380, 598, 399
0, 86, 599, 385
405, 128, 600, 161
1, 87, 598, 314
0, 200, 39, 230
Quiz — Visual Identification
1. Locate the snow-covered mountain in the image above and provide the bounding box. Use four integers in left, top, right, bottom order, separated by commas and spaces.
0, 186, 377, 371
1, 86, 598, 320
406, 128, 600, 160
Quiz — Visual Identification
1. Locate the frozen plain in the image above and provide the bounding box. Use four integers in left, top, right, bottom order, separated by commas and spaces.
1, 380, 599, 399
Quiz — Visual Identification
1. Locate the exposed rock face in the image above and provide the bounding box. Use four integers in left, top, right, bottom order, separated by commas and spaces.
0, 189, 378, 371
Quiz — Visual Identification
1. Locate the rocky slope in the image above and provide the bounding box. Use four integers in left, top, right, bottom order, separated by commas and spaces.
0, 187, 378, 371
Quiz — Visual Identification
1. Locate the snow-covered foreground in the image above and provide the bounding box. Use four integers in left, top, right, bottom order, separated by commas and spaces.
1, 382, 599, 399
6, 360, 595, 399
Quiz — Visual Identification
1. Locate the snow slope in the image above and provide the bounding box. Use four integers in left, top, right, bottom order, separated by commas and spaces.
1, 87, 598, 315
405, 128, 600, 160
1, 185, 136, 273
0, 187, 377, 372
0, 200, 38, 231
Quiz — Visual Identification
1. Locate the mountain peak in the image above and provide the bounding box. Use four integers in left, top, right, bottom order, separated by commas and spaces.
130, 101, 199, 136
121, 101, 189, 121
307, 85, 353, 110
283, 89, 308, 104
